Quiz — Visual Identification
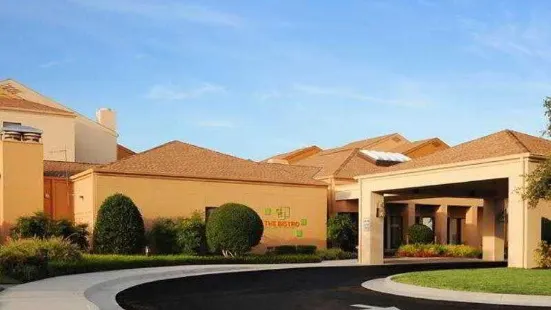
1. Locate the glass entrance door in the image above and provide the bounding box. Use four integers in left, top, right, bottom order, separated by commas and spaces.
385, 216, 403, 249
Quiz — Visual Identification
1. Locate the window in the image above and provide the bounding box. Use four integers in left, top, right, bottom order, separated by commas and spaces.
3, 121, 21, 128
416, 216, 435, 231
205, 206, 217, 222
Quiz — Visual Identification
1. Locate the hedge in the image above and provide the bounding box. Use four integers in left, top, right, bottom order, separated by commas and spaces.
316, 248, 357, 260
273, 245, 317, 255
47, 254, 321, 279
396, 244, 481, 258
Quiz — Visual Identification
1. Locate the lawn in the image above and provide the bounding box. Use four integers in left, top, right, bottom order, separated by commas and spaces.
393, 268, 551, 296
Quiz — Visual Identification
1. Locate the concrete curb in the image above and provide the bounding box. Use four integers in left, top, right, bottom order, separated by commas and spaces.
362, 273, 551, 308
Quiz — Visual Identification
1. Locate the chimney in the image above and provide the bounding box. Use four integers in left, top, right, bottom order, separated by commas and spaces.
96, 108, 116, 131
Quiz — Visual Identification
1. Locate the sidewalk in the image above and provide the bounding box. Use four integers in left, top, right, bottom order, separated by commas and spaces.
362, 274, 551, 308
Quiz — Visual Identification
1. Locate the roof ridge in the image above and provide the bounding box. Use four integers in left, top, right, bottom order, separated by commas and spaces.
333, 148, 362, 176
95, 140, 180, 170
504, 129, 531, 153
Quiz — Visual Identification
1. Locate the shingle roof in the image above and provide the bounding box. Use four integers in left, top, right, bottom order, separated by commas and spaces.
89, 141, 325, 186
117, 144, 136, 160
338, 133, 402, 151
294, 148, 378, 179
262, 145, 321, 162
44, 160, 99, 178
390, 138, 448, 155
0, 97, 75, 116
374, 130, 551, 174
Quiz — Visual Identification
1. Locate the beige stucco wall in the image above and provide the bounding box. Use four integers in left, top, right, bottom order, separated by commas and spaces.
75, 118, 117, 164
0, 110, 75, 161
0, 140, 43, 238
72, 173, 95, 228
72, 173, 328, 250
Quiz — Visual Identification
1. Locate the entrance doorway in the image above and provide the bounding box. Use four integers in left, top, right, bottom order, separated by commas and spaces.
384, 215, 403, 249
447, 218, 463, 244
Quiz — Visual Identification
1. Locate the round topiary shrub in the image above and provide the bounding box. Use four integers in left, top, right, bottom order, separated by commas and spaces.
407, 224, 434, 244
93, 193, 146, 254
206, 203, 264, 257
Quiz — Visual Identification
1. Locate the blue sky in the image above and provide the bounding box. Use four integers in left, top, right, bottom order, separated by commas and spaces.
2, 0, 551, 160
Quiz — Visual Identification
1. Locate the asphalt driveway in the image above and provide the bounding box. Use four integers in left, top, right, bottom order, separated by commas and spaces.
116, 261, 541, 310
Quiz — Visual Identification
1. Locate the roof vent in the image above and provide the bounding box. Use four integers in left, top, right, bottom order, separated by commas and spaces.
1, 125, 42, 142
361, 150, 411, 163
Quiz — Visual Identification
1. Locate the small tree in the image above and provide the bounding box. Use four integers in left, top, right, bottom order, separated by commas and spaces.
93, 193, 146, 254
147, 218, 179, 255
523, 97, 551, 208
407, 224, 434, 244
327, 214, 358, 251
206, 203, 263, 257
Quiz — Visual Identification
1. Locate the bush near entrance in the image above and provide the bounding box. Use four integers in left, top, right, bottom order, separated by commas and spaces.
93, 194, 146, 255
327, 214, 358, 252
206, 203, 264, 257
10, 211, 89, 250
407, 224, 434, 244
396, 244, 481, 258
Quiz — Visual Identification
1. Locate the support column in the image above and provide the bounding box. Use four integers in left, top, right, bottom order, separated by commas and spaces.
482, 198, 505, 261
464, 205, 480, 248
359, 190, 384, 265
509, 168, 540, 268
435, 205, 448, 244
405, 203, 416, 243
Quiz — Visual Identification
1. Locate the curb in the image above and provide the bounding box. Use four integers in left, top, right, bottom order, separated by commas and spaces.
362, 273, 551, 308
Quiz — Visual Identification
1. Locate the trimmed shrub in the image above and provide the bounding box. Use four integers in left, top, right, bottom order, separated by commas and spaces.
93, 193, 146, 254
535, 241, 551, 268
396, 244, 481, 258
327, 214, 358, 251
317, 248, 357, 260
0, 237, 81, 282
274, 245, 297, 255
407, 224, 434, 244
10, 212, 90, 250
206, 203, 264, 257
175, 212, 207, 255
147, 218, 179, 255
10, 212, 51, 239
296, 245, 317, 255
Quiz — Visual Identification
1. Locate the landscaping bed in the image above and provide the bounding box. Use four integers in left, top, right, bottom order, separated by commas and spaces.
393, 268, 551, 296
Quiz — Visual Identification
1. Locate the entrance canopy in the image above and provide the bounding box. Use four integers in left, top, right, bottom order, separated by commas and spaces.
356, 130, 551, 268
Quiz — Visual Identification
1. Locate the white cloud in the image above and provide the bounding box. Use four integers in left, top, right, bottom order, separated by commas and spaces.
67, 0, 243, 27
459, 16, 551, 62
292, 84, 429, 107
196, 120, 235, 128
147, 83, 225, 101
39, 59, 73, 69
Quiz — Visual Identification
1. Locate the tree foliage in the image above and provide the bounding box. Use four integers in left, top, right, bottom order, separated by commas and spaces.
522, 97, 551, 208
327, 214, 358, 251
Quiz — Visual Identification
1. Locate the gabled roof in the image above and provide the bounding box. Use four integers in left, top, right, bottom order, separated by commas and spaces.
390, 137, 449, 155
0, 85, 75, 116
376, 130, 551, 174
44, 160, 99, 178
0, 79, 116, 135
263, 145, 321, 163
117, 144, 136, 160
0, 97, 75, 116
82, 141, 325, 186
338, 133, 404, 151
294, 148, 379, 179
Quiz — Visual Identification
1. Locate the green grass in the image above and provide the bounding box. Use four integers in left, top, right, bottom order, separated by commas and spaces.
393, 268, 551, 296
